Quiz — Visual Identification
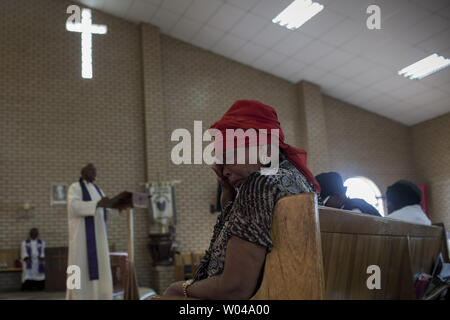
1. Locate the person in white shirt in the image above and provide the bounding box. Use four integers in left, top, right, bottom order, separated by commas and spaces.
21, 228, 45, 291
386, 180, 431, 225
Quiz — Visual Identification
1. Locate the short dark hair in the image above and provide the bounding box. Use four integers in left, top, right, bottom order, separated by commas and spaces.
386, 180, 422, 210
315, 172, 346, 200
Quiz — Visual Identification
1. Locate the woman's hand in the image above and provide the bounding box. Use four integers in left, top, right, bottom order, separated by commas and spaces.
211, 164, 236, 207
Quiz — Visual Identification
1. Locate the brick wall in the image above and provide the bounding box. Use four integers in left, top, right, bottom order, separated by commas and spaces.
149, 266, 175, 295
297, 81, 331, 174
323, 95, 418, 213
0, 272, 22, 292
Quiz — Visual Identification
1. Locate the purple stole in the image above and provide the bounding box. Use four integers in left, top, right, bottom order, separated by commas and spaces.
79, 178, 107, 281
25, 239, 45, 274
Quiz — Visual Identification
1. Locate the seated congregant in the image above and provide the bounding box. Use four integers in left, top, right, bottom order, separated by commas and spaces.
162, 100, 321, 299
20, 228, 45, 291
315, 172, 381, 216
385, 180, 431, 225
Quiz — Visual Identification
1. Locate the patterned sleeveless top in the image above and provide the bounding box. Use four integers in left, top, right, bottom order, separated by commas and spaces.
193, 154, 316, 281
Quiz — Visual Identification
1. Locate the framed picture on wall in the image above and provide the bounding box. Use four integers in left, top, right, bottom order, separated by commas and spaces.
51, 184, 68, 205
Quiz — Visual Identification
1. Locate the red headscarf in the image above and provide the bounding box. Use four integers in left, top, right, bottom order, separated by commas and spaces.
209, 100, 321, 193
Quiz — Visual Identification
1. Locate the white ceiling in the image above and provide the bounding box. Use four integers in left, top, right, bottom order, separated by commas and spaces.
75, 0, 450, 126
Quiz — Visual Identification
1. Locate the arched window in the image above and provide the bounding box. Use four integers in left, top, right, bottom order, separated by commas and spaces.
344, 176, 385, 216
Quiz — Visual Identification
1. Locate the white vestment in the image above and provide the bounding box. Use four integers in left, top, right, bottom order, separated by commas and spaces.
20, 239, 45, 282
66, 180, 112, 300
387, 204, 432, 225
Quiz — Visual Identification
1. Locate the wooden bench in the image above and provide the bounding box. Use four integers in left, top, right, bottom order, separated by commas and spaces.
252, 193, 449, 300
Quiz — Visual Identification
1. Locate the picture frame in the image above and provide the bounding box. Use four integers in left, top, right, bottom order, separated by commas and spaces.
51, 184, 68, 205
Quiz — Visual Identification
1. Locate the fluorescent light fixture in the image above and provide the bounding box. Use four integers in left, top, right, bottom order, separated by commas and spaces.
272, 0, 324, 30
398, 53, 450, 80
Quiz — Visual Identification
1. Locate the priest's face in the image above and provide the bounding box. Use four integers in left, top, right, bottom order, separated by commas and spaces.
81, 163, 97, 183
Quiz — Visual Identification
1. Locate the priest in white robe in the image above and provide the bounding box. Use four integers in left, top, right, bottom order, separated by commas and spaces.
21, 228, 45, 290
66, 163, 113, 300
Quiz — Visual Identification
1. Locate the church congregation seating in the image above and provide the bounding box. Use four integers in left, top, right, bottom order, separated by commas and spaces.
252, 193, 449, 300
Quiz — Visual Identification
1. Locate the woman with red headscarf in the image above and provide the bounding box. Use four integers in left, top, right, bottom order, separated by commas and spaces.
163, 100, 320, 299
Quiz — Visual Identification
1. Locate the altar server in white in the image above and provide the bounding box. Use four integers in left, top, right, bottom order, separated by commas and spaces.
66, 163, 113, 300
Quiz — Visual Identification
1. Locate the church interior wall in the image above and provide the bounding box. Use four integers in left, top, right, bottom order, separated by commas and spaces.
323, 95, 418, 211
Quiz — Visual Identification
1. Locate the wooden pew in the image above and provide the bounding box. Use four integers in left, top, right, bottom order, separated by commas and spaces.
252, 193, 449, 300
